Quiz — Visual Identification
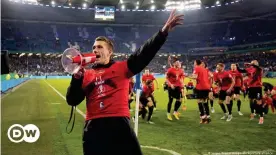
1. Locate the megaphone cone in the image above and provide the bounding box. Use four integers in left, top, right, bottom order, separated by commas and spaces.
61, 48, 96, 74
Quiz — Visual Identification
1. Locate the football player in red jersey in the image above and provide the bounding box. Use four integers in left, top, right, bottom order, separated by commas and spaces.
262, 93, 274, 114
237, 60, 264, 124
166, 57, 185, 121
191, 60, 212, 124
213, 63, 235, 122
202, 61, 215, 113
230, 64, 244, 116
186, 80, 194, 92
128, 77, 135, 111
142, 69, 159, 108
142, 69, 159, 89
66, 10, 184, 155
138, 80, 155, 124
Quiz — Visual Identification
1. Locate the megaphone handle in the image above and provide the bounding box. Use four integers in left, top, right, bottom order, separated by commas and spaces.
73, 68, 85, 79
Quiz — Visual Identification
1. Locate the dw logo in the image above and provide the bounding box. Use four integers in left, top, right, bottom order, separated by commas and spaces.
7, 124, 40, 143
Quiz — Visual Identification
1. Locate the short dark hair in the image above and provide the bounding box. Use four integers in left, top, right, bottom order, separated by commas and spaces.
95, 36, 114, 51
195, 60, 202, 66
217, 63, 225, 68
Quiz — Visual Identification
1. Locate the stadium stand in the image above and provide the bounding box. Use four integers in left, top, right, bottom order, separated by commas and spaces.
7, 51, 276, 76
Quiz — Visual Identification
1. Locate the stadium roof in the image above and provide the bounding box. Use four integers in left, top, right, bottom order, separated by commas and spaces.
33, 0, 276, 13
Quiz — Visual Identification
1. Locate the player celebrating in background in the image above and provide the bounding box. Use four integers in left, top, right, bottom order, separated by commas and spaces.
230, 64, 243, 116
214, 63, 235, 122
186, 80, 194, 92
139, 80, 155, 124
166, 57, 185, 121
262, 93, 274, 114
202, 61, 215, 113
142, 69, 159, 108
237, 60, 264, 124
191, 60, 212, 124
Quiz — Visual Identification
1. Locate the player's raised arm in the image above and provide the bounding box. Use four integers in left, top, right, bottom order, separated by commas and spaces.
168, 56, 172, 68
236, 63, 247, 73
127, 10, 184, 75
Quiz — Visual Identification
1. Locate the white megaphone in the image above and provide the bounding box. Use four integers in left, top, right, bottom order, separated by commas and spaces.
61, 48, 97, 74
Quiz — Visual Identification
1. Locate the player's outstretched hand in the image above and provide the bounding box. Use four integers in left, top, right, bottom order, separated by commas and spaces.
162, 9, 184, 33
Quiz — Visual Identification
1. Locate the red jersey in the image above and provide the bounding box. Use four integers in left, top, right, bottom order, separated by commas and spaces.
230, 70, 243, 87
272, 86, 276, 100
142, 73, 155, 89
193, 66, 211, 90
142, 85, 153, 98
82, 61, 132, 120
213, 71, 233, 91
166, 67, 185, 87
246, 66, 263, 87
142, 74, 155, 82
263, 96, 273, 105
129, 80, 134, 94
187, 82, 193, 87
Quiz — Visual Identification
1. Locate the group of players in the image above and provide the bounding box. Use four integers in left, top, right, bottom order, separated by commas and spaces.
129, 56, 276, 125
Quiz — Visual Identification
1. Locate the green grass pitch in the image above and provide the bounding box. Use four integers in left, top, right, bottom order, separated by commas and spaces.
1, 78, 276, 155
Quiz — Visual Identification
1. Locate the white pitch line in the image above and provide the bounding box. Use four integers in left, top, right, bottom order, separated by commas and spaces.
44, 80, 182, 155
141, 145, 181, 155
44, 80, 86, 118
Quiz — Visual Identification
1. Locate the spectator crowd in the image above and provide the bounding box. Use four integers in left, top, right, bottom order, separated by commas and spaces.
8, 51, 276, 76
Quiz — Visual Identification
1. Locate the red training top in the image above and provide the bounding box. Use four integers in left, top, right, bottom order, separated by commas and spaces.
82, 61, 133, 120
193, 66, 211, 90
142, 73, 156, 90
263, 96, 273, 105
246, 66, 263, 88
142, 85, 153, 98
230, 70, 243, 87
166, 67, 185, 87
213, 70, 233, 91
187, 82, 193, 87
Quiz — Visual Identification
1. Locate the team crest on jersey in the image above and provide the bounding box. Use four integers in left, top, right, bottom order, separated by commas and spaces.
100, 102, 104, 109
97, 85, 106, 94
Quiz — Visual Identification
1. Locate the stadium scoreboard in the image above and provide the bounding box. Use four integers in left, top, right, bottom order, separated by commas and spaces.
95, 6, 115, 21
